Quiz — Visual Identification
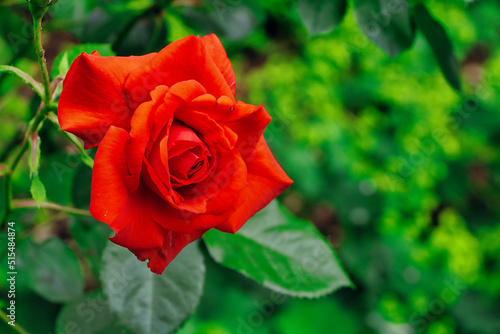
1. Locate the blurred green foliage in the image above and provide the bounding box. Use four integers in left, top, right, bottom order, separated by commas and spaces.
1, 0, 500, 333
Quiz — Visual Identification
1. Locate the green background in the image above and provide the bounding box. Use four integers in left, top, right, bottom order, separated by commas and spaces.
1, 0, 500, 333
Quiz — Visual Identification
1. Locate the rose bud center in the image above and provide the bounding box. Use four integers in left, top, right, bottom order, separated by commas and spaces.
148, 121, 214, 190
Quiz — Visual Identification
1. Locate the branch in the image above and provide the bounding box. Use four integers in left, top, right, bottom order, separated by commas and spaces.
12, 199, 91, 217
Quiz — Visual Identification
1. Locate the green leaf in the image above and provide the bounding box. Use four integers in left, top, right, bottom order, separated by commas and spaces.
353, 0, 414, 56
47, 112, 94, 168
72, 163, 93, 209
30, 174, 47, 206
51, 43, 115, 79
0, 177, 6, 220
56, 290, 126, 334
181, 4, 258, 42
413, 4, 461, 91
80, 152, 94, 168
298, 0, 347, 35
63, 131, 94, 169
18, 238, 84, 303
57, 52, 70, 77
37, 152, 81, 206
69, 217, 112, 276
0, 65, 44, 99
28, 134, 46, 206
101, 241, 205, 334
203, 200, 353, 298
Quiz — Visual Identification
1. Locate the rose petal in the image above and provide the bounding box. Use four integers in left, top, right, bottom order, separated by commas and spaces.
125, 85, 169, 192
202, 34, 236, 95
146, 125, 174, 192
142, 158, 184, 208
146, 148, 247, 232
89, 126, 201, 274
58, 52, 156, 148
125, 81, 207, 192
89, 125, 164, 250
187, 98, 268, 154
110, 186, 204, 274
130, 229, 204, 274
216, 137, 293, 233
226, 103, 272, 162
143, 158, 215, 214
188, 97, 268, 126
198, 149, 247, 214
165, 122, 211, 183
169, 151, 199, 180
108, 186, 165, 250
175, 108, 237, 150
150, 80, 207, 145
124, 36, 234, 109
188, 95, 235, 122
89, 126, 130, 224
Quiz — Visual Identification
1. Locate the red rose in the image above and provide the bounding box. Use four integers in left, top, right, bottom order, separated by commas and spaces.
58, 35, 292, 274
